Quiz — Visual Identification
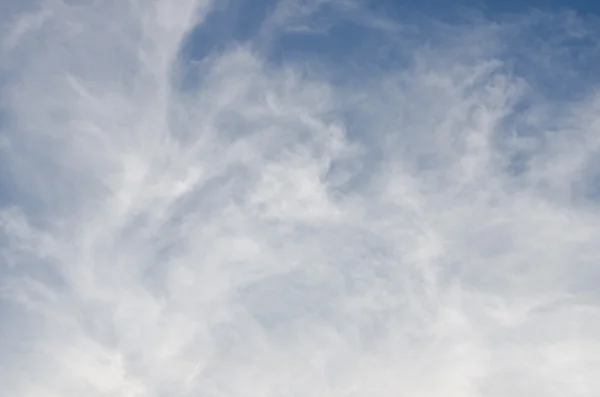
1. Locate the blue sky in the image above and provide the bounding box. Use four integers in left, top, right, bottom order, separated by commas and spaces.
1, 1, 600, 396
368, 0, 600, 18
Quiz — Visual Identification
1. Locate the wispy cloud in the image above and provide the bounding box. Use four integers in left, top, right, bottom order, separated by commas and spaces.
1, 1, 599, 396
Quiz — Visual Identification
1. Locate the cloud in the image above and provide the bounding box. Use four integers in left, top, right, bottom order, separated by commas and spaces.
1, 1, 599, 396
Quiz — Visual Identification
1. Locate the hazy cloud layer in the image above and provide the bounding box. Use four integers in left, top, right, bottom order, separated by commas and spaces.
1, 1, 600, 396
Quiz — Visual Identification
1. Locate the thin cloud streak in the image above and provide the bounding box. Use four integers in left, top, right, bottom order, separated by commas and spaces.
1, 1, 599, 396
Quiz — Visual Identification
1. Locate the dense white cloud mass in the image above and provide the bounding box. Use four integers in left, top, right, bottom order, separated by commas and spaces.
1, 0, 600, 396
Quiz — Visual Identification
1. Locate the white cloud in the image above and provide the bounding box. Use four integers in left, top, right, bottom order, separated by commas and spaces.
1, 1, 599, 396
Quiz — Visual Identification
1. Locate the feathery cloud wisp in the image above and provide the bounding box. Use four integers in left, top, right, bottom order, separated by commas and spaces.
1, 1, 600, 396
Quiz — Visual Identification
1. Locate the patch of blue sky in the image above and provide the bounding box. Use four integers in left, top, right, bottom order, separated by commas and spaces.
179, 0, 600, 97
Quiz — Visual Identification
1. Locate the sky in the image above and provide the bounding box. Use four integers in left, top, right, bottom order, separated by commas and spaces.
0, 0, 600, 396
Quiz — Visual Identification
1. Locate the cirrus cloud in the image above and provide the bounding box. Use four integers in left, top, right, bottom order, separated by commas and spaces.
1, 1, 599, 396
